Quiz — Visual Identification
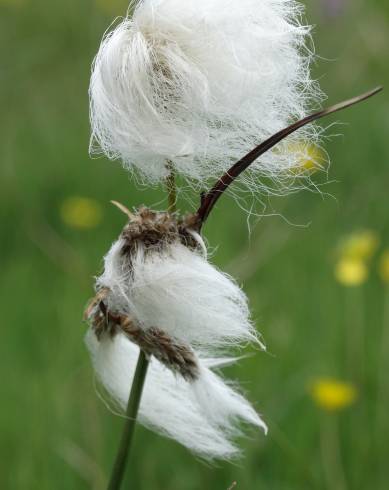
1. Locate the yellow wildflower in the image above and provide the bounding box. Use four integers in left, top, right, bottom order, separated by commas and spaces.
378, 250, 389, 284
337, 230, 379, 262
289, 142, 325, 174
60, 196, 103, 230
334, 258, 368, 287
310, 378, 357, 412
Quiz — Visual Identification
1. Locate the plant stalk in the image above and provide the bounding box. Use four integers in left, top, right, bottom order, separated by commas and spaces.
166, 160, 177, 213
107, 164, 177, 489
107, 350, 149, 490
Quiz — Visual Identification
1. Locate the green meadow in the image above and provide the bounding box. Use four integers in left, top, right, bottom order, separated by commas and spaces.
1, 0, 388, 488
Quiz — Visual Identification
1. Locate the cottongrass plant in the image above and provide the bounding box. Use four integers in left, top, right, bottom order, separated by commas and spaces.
90, 0, 323, 194
84, 0, 381, 488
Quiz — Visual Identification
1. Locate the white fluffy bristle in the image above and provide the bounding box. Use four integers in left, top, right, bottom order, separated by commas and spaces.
86, 225, 266, 458
89, 0, 322, 193
97, 239, 261, 349
86, 329, 266, 459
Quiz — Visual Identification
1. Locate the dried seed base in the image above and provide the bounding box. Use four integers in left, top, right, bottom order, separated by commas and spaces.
84, 206, 202, 382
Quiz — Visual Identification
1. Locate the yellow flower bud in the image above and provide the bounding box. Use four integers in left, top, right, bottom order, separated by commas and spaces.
288, 142, 325, 174
60, 196, 103, 230
337, 230, 379, 262
310, 378, 357, 412
334, 258, 368, 287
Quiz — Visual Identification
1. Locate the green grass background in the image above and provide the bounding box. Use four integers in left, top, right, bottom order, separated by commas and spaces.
1, 0, 388, 488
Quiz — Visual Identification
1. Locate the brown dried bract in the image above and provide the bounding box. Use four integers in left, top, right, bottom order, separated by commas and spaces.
85, 288, 200, 382
120, 206, 200, 256
120, 318, 200, 382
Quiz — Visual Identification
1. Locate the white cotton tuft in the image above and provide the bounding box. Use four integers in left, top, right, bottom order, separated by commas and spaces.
89, 0, 323, 193
85, 329, 266, 459
97, 239, 260, 349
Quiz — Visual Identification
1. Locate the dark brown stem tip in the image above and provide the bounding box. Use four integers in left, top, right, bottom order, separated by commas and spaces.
196, 86, 383, 226
319, 86, 383, 117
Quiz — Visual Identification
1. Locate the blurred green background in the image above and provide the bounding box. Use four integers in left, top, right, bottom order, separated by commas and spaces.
1, 0, 388, 488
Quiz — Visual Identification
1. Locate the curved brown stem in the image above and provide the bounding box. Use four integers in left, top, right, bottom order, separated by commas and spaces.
196, 86, 383, 226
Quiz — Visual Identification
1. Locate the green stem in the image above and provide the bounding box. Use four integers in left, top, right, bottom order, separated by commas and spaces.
107, 351, 149, 490
107, 163, 177, 490
166, 160, 177, 213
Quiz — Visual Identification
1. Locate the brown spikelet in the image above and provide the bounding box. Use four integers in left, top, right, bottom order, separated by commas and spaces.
84, 287, 110, 321
84, 205, 204, 382
85, 289, 200, 381
120, 317, 200, 382
119, 206, 200, 256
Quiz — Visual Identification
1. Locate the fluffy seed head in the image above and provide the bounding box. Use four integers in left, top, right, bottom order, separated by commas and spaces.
92, 206, 260, 349
89, 0, 322, 193
85, 208, 265, 457
86, 329, 266, 459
